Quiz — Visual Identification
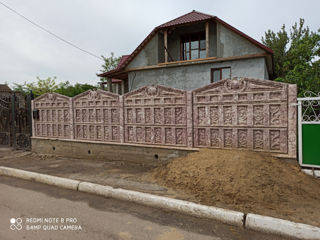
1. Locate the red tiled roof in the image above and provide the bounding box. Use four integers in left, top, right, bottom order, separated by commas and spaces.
98, 10, 273, 78
115, 55, 130, 70
158, 10, 214, 28
100, 55, 130, 78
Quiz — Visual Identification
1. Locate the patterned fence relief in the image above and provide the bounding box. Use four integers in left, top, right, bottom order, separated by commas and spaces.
123, 85, 192, 147
192, 78, 296, 156
33, 93, 72, 139
32, 78, 297, 157
73, 90, 122, 142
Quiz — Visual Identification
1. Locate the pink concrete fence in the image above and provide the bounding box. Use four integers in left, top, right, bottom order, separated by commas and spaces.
192, 78, 297, 156
32, 78, 297, 157
73, 90, 122, 142
33, 93, 72, 139
123, 85, 192, 147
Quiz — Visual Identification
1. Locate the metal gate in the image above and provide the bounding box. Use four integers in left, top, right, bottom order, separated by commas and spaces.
298, 91, 320, 168
0, 92, 33, 150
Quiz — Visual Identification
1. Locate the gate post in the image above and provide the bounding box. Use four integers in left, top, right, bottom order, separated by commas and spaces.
297, 99, 302, 166
11, 93, 16, 149
288, 84, 297, 158
31, 98, 35, 139
26, 91, 34, 137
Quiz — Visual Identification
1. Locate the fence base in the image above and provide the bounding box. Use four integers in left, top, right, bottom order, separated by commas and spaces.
31, 137, 196, 165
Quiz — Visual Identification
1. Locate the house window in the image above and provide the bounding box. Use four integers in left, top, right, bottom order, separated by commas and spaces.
211, 67, 231, 82
181, 32, 206, 60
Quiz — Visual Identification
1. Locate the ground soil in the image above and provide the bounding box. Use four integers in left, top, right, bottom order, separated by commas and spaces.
0, 148, 167, 194
144, 148, 320, 227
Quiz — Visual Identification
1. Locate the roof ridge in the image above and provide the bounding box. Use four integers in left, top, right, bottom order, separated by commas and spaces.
157, 10, 214, 28
157, 11, 194, 28
192, 10, 215, 18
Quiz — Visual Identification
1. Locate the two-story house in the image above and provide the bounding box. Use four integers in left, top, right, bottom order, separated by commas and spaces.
98, 10, 274, 94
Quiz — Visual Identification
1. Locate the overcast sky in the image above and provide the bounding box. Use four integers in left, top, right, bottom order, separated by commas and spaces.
0, 0, 319, 87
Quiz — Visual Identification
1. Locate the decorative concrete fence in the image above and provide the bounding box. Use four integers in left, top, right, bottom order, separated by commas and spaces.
192, 78, 297, 156
33, 93, 72, 139
73, 90, 122, 142
123, 85, 192, 147
32, 78, 297, 157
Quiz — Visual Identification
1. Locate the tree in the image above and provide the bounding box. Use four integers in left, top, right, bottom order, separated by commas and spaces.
56, 81, 97, 97
262, 19, 320, 96
99, 52, 120, 83
13, 77, 58, 96
13, 77, 97, 97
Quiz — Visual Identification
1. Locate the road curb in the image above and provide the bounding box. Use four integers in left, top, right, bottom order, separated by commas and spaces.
246, 213, 320, 240
78, 181, 244, 227
1, 166, 320, 239
0, 166, 80, 191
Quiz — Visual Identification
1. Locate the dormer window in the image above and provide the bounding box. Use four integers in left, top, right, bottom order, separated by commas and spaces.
181, 32, 206, 60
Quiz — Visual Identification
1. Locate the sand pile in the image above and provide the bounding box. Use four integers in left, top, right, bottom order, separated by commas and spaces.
145, 149, 320, 227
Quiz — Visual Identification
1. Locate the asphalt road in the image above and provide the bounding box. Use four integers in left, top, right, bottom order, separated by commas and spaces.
0, 176, 291, 240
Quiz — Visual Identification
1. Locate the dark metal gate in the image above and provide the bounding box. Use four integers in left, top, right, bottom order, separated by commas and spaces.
0, 92, 33, 150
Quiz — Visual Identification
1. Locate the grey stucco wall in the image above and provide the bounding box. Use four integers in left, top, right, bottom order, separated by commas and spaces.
217, 23, 264, 58
127, 33, 158, 68
128, 57, 268, 91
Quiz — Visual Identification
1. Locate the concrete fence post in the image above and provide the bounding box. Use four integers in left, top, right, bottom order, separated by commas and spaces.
69, 97, 75, 139
186, 91, 193, 148
119, 95, 124, 143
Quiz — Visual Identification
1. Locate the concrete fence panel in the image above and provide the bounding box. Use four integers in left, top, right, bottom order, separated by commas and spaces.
192, 78, 296, 157
33, 93, 72, 139
123, 85, 190, 147
72, 90, 122, 142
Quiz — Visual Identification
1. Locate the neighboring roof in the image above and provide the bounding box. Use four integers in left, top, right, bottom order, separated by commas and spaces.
0, 84, 12, 92
99, 10, 273, 78
112, 78, 122, 83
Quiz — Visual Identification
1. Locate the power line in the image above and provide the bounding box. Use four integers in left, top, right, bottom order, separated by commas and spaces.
0, 1, 103, 60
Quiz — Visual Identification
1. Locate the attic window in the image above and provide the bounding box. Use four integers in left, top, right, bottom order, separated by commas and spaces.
181, 32, 206, 60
